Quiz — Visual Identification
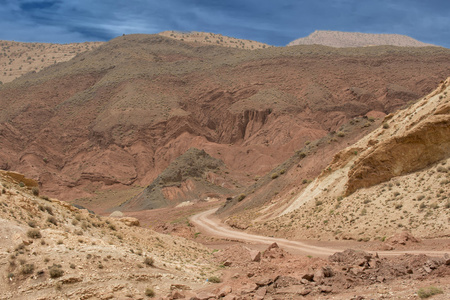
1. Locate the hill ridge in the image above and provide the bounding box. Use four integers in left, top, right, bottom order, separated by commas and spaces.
288, 30, 436, 48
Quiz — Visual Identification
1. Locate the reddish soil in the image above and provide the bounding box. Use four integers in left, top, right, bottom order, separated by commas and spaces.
1, 34, 450, 205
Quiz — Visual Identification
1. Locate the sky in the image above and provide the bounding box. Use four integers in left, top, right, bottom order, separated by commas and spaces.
0, 0, 449, 47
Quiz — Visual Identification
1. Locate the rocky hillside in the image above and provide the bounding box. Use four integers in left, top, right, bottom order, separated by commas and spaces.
227, 79, 450, 241
0, 40, 102, 84
120, 148, 234, 211
1, 33, 450, 206
288, 30, 436, 48
159, 31, 271, 50
0, 170, 222, 299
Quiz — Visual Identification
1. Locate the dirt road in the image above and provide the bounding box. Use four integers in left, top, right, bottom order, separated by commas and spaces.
190, 208, 449, 258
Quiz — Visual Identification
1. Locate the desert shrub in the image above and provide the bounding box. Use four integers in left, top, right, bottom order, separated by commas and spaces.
20, 264, 35, 275
297, 152, 307, 158
237, 194, 246, 201
337, 131, 345, 137
27, 229, 41, 239
145, 288, 155, 297
208, 276, 221, 283
18, 182, 25, 188
49, 265, 64, 278
47, 216, 57, 225
27, 220, 37, 228
436, 166, 447, 173
417, 286, 443, 298
44, 205, 53, 215
382, 123, 390, 129
271, 173, 279, 179
144, 257, 154, 266
302, 179, 308, 184
315, 200, 323, 206
31, 187, 39, 196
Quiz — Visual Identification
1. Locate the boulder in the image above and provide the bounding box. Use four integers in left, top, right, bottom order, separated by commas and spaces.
119, 217, 140, 227
217, 285, 232, 297
249, 250, 261, 262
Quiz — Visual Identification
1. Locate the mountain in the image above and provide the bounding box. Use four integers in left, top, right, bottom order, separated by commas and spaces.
288, 30, 436, 48
0, 34, 449, 205
0, 40, 102, 84
221, 78, 450, 241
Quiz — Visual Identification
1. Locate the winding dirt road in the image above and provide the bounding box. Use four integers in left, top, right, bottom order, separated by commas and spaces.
190, 208, 449, 258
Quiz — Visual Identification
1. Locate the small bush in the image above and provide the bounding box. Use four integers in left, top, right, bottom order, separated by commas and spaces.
297, 152, 307, 158
417, 286, 443, 298
20, 264, 35, 275
337, 131, 345, 137
144, 257, 154, 267
18, 182, 25, 188
271, 173, 279, 179
31, 187, 39, 196
44, 205, 53, 215
47, 216, 58, 225
382, 123, 390, 129
49, 265, 64, 278
27, 220, 37, 228
145, 288, 155, 297
27, 229, 41, 239
208, 276, 221, 283
237, 194, 246, 202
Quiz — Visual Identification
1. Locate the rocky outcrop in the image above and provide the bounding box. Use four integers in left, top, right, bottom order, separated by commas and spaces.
346, 79, 450, 195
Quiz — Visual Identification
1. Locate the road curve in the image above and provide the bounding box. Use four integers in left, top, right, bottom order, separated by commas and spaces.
190, 208, 449, 258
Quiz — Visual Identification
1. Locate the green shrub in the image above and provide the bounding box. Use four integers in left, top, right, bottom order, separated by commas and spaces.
145, 288, 155, 297
237, 194, 246, 202
31, 187, 39, 196
47, 216, 57, 225
27, 229, 41, 239
144, 257, 154, 266
208, 276, 221, 283
20, 264, 35, 275
417, 286, 443, 298
27, 220, 37, 228
271, 173, 279, 179
49, 265, 64, 278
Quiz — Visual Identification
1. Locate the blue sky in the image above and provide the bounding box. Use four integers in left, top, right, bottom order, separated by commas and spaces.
1, 0, 449, 47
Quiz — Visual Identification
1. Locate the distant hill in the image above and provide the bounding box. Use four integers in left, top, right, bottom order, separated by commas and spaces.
159, 31, 271, 50
288, 30, 436, 48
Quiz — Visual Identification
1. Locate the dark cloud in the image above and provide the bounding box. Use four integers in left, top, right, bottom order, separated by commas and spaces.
0, 0, 448, 47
